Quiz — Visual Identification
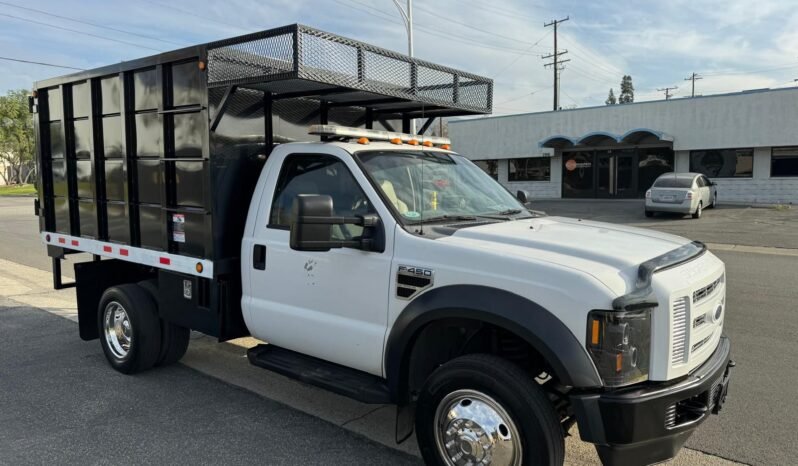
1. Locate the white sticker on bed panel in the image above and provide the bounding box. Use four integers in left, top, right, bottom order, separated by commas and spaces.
172, 214, 186, 243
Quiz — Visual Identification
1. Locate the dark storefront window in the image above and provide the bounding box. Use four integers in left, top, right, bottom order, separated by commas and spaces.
473, 160, 499, 180
562, 151, 594, 197
638, 147, 675, 192
771, 147, 798, 177
690, 148, 753, 178
509, 157, 550, 181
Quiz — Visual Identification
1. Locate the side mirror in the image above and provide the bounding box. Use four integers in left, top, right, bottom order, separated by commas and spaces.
516, 190, 529, 204
289, 194, 383, 252
290, 195, 335, 252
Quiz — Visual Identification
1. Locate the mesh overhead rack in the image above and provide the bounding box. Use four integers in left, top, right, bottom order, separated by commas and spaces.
206, 24, 493, 118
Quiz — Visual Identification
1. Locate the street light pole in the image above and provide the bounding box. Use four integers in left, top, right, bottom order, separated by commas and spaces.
392, 0, 416, 133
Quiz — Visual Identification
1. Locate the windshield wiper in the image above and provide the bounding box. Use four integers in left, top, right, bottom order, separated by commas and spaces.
494, 208, 524, 216
415, 214, 478, 224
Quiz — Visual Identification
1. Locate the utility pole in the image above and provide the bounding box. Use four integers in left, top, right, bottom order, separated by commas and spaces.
657, 86, 678, 100
392, 0, 415, 132
542, 17, 570, 111
684, 72, 702, 97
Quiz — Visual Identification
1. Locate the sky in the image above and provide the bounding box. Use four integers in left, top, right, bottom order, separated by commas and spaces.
2, 0, 798, 115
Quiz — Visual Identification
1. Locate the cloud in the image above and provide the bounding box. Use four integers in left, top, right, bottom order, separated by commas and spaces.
1, 0, 795, 113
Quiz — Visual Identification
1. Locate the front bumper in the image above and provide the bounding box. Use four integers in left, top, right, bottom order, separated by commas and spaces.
570, 336, 733, 466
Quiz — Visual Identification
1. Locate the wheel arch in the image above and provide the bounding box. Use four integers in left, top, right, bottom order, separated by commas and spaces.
384, 285, 602, 402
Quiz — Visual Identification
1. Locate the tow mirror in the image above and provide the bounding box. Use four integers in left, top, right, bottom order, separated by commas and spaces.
289, 195, 383, 252
516, 190, 529, 204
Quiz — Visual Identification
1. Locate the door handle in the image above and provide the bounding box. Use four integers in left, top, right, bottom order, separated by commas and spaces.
253, 244, 266, 270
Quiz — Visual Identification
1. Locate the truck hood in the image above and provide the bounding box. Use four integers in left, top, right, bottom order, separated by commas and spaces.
440, 216, 691, 294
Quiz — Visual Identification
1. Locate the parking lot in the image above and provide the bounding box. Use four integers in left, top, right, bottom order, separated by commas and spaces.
1, 196, 797, 465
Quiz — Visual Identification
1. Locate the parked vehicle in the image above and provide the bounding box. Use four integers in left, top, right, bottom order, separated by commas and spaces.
31, 25, 733, 466
645, 172, 717, 218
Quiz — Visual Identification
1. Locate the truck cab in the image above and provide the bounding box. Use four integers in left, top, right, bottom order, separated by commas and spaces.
32, 24, 732, 466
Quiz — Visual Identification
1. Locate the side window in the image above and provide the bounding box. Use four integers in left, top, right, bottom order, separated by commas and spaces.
695, 176, 704, 188
269, 154, 375, 240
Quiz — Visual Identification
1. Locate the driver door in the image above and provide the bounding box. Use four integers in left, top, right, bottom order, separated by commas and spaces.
244, 150, 394, 377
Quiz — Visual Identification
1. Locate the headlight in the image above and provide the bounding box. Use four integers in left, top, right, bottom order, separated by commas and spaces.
586, 309, 652, 387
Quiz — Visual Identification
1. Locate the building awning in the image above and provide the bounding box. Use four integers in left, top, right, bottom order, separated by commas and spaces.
540, 128, 673, 148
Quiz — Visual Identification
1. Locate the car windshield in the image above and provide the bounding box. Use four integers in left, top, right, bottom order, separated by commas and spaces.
654, 177, 694, 188
356, 150, 529, 224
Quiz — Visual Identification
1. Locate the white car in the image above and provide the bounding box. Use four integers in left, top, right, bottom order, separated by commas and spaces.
645, 172, 717, 218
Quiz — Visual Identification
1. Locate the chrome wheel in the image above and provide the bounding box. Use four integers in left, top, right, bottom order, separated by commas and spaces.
103, 301, 132, 360
434, 389, 522, 466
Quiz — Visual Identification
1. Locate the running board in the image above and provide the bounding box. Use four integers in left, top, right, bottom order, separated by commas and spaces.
247, 345, 391, 404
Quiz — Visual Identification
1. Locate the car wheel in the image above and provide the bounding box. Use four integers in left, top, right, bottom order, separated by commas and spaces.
416, 354, 564, 466
692, 201, 703, 219
645, 210, 654, 218
710, 194, 717, 208
98, 284, 162, 374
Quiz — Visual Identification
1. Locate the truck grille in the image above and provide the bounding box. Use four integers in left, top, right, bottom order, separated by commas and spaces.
693, 274, 723, 304
671, 297, 689, 366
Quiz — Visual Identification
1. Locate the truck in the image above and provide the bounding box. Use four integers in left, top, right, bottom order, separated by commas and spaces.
30, 24, 733, 466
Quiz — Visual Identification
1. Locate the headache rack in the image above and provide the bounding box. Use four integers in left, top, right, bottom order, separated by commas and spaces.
31, 24, 492, 338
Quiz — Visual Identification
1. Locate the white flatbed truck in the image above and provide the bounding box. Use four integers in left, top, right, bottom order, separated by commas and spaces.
31, 24, 733, 466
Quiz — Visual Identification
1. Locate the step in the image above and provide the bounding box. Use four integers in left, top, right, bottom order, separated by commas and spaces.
247, 344, 391, 404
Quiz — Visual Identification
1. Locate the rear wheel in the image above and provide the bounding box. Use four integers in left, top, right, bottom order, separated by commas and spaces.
692, 201, 703, 219
98, 284, 161, 374
710, 193, 717, 208
416, 354, 564, 466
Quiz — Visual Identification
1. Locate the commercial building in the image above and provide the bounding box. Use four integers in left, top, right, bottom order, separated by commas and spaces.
449, 87, 798, 204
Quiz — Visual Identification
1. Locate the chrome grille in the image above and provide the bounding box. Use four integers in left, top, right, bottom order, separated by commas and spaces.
693, 274, 723, 303
672, 297, 689, 366
692, 335, 712, 353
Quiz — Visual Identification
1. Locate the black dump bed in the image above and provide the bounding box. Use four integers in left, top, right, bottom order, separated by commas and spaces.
32, 24, 492, 268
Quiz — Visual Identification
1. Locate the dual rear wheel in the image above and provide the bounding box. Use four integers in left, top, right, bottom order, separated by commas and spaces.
98, 283, 190, 374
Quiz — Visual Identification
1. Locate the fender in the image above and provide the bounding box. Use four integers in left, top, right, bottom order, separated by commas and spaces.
384, 285, 603, 399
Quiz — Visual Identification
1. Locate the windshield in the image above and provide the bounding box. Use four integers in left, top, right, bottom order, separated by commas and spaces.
654, 176, 694, 188
356, 150, 529, 224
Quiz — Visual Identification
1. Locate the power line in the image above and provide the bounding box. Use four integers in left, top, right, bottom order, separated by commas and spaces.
684, 72, 703, 97
0, 56, 85, 70
459, 0, 555, 20
0, 13, 161, 51
493, 30, 552, 77
493, 87, 547, 107
701, 63, 798, 76
414, 3, 545, 47
0, 1, 183, 47
141, 0, 247, 31
335, 0, 542, 56
542, 16, 569, 111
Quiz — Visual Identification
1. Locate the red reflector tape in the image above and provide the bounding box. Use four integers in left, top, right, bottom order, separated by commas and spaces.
103, 246, 112, 253
71, 240, 79, 246
120, 249, 129, 256
58, 238, 65, 244
159, 257, 171, 265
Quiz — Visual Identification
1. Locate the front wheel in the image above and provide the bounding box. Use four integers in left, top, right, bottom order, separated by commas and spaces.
416, 354, 565, 466
645, 210, 654, 218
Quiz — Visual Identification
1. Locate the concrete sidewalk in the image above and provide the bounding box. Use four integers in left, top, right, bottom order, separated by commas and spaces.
0, 257, 744, 465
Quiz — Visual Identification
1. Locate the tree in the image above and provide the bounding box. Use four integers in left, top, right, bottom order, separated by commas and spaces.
605, 88, 617, 105
0, 89, 36, 185
619, 75, 634, 104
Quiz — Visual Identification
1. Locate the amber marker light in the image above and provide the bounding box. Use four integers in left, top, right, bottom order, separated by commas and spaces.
357, 137, 370, 145
422, 140, 433, 147
390, 138, 402, 145
590, 319, 600, 345
198, 60, 207, 71
196, 263, 204, 273
407, 139, 419, 146
440, 144, 451, 150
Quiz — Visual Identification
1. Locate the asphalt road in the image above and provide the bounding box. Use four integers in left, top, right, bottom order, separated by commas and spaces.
0, 297, 418, 465
2, 195, 797, 464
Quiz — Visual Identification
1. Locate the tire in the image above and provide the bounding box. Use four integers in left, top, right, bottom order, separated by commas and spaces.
416, 354, 564, 466
98, 284, 161, 374
645, 210, 654, 218
137, 280, 191, 367
710, 194, 717, 209
692, 201, 703, 219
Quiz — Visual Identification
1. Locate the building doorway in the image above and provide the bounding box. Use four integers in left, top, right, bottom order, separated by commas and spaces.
562, 147, 673, 198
